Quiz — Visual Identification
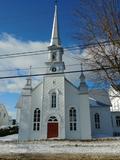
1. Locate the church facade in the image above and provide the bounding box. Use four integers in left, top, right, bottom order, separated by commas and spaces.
16, 3, 120, 141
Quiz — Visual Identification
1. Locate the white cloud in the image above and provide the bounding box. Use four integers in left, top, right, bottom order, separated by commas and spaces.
0, 33, 82, 93
8, 111, 16, 119
0, 33, 49, 69
0, 33, 49, 92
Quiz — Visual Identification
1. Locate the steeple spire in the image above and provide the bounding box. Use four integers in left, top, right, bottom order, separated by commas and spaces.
50, 0, 61, 46
80, 63, 85, 83
22, 66, 32, 96
46, 1, 65, 73
26, 66, 32, 87
79, 64, 88, 93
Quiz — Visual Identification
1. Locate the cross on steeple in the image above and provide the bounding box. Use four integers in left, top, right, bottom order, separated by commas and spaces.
29, 65, 32, 76
81, 63, 83, 73
26, 66, 32, 86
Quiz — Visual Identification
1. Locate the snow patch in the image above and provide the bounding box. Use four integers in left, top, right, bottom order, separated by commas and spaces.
0, 135, 120, 154
0, 134, 18, 141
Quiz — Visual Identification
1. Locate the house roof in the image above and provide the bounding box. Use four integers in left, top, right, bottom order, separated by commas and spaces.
89, 89, 111, 106
89, 97, 110, 108
0, 104, 9, 116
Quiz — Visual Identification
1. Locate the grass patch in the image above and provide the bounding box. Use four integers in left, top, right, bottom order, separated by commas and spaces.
0, 154, 120, 160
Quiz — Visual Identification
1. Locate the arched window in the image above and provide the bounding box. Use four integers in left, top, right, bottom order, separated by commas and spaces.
52, 52, 56, 61
51, 92, 56, 108
48, 116, 58, 122
69, 108, 77, 131
33, 108, 40, 131
94, 113, 100, 129
116, 116, 120, 127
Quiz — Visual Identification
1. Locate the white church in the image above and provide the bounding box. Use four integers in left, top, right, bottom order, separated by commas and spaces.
16, 2, 120, 141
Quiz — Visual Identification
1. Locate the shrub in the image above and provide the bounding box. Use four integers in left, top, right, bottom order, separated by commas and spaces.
0, 125, 18, 137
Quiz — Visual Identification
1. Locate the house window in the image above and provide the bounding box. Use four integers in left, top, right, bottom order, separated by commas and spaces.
69, 108, 77, 131
51, 92, 56, 108
94, 113, 100, 129
33, 108, 40, 131
113, 132, 120, 137
116, 116, 120, 127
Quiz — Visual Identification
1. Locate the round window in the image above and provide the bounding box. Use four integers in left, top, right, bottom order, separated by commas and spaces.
52, 67, 57, 72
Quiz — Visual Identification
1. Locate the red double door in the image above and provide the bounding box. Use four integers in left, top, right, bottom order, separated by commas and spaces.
47, 123, 58, 138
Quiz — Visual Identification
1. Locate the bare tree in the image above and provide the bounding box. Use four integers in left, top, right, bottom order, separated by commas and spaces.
74, 0, 120, 93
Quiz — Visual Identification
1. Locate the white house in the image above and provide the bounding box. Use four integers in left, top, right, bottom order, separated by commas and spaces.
16, 2, 119, 141
0, 104, 12, 127
109, 87, 120, 112
109, 87, 120, 136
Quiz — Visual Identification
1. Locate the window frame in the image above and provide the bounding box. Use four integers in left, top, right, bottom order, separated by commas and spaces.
94, 113, 100, 129
69, 107, 77, 131
116, 116, 120, 127
51, 92, 57, 108
48, 89, 61, 109
48, 116, 58, 122
33, 108, 40, 131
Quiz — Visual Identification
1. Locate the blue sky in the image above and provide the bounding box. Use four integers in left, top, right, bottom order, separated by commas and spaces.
0, 0, 80, 45
0, 0, 81, 118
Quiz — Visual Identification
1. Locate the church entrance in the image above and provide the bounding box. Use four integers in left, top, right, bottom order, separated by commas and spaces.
47, 116, 58, 138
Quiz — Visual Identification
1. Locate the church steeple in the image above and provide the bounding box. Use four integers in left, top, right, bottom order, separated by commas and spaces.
22, 66, 32, 97
80, 64, 86, 83
79, 64, 88, 94
50, 0, 61, 46
24, 66, 32, 90
27, 66, 32, 86
46, 1, 65, 73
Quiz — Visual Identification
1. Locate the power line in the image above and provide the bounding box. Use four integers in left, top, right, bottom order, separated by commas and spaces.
0, 63, 81, 73
0, 66, 118, 80
0, 40, 118, 59
0, 50, 49, 59
0, 48, 79, 59
0, 68, 28, 72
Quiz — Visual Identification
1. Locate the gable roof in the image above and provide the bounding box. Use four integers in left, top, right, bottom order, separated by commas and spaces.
65, 78, 111, 108
65, 78, 79, 91
32, 81, 43, 92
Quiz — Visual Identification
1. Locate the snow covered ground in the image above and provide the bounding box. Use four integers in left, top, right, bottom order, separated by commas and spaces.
0, 134, 120, 155
0, 134, 18, 142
